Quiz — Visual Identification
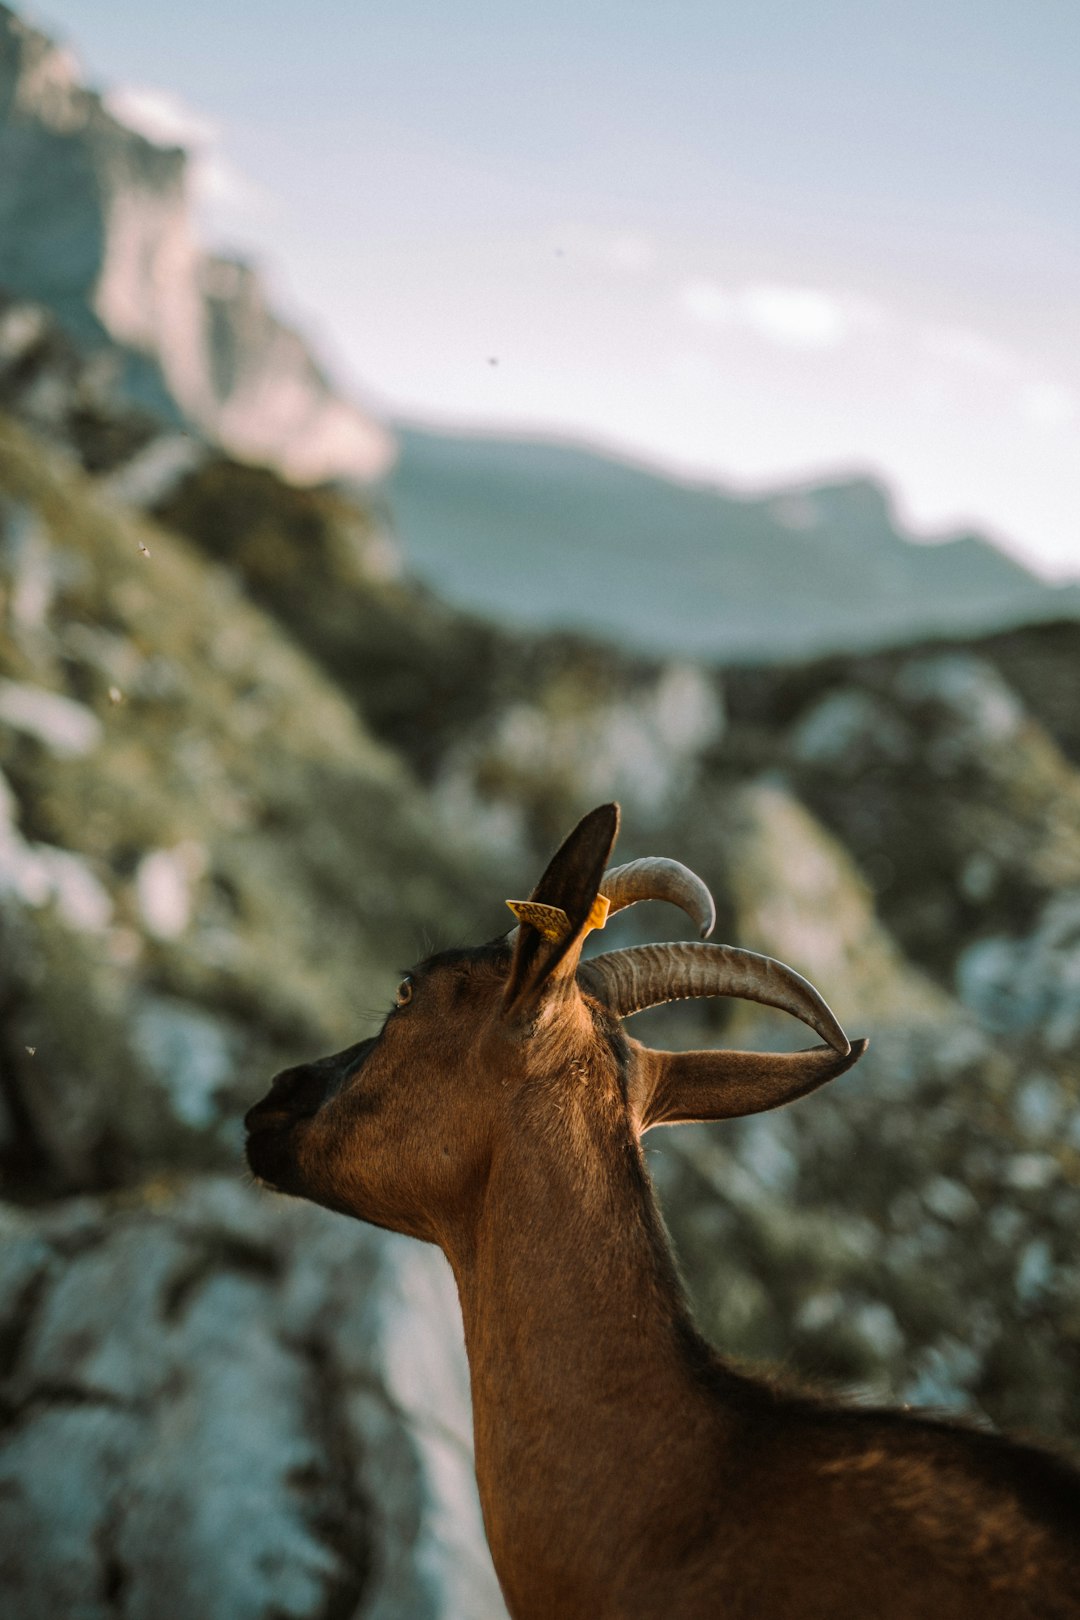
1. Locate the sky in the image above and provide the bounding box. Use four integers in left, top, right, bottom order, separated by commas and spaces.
33, 0, 1080, 579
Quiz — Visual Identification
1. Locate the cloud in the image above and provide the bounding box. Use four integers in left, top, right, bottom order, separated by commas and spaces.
739, 285, 859, 349
916, 325, 1076, 430
668, 349, 723, 388
678, 279, 882, 350
105, 86, 219, 150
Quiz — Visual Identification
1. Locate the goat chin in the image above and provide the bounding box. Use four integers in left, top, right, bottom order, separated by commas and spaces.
244, 1125, 301, 1193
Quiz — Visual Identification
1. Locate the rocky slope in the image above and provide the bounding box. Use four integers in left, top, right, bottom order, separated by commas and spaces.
0, 4, 393, 484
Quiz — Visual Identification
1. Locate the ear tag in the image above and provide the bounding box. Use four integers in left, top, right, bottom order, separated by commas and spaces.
584, 893, 611, 935
506, 900, 572, 942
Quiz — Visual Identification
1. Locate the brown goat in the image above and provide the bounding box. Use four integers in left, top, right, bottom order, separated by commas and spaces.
245, 804, 1080, 1619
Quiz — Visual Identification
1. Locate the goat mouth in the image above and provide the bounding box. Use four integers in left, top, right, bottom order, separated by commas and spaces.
244, 1116, 305, 1191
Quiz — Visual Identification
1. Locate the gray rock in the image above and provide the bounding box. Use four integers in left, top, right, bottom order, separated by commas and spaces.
789, 687, 912, 770
129, 995, 240, 1131
893, 654, 1026, 752
957, 890, 1080, 1050
0, 1178, 509, 1620
0, 677, 103, 757
0, 1405, 143, 1620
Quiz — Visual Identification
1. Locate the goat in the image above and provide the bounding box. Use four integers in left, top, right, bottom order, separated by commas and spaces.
245, 803, 1080, 1619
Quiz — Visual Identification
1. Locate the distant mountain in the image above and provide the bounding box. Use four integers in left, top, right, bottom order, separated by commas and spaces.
386, 426, 1080, 661
0, 3, 393, 483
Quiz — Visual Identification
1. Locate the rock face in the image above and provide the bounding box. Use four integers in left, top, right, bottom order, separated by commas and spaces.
0, 1179, 507, 1620
0, 4, 394, 484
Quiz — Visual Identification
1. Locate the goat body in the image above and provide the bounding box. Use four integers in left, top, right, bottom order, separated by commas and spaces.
245, 805, 1080, 1618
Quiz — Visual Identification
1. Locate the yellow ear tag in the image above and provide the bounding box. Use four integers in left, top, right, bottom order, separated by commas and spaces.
585, 893, 611, 935
505, 900, 572, 942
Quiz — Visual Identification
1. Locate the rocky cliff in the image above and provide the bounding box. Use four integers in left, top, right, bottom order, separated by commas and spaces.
0, 4, 393, 484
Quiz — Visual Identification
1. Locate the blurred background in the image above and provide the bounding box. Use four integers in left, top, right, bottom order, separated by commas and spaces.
0, 3, 1077, 1615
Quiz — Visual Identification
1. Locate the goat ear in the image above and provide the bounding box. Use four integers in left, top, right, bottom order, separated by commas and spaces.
630, 1038, 868, 1132
503, 803, 620, 1019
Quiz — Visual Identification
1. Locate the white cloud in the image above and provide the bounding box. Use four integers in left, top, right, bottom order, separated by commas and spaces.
105, 85, 219, 150
678, 278, 883, 350
667, 348, 722, 388
915, 326, 1076, 433
738, 285, 852, 349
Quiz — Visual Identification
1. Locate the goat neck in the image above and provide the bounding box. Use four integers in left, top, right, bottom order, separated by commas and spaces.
446, 1031, 729, 1620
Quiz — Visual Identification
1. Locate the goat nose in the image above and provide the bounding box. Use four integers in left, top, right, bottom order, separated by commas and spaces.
245, 1064, 328, 1131
245, 1038, 375, 1133
270, 1063, 330, 1116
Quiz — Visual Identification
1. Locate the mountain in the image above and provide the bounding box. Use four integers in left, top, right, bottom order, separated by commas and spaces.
385, 425, 1080, 661
0, 3, 393, 483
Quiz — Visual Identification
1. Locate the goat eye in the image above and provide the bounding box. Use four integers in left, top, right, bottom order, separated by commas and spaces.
394, 977, 414, 1009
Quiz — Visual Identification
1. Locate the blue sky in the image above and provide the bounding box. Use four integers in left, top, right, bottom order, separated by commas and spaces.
34, 1, 1080, 576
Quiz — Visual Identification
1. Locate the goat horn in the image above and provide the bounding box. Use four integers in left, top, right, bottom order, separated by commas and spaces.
578, 942, 850, 1055
600, 858, 716, 940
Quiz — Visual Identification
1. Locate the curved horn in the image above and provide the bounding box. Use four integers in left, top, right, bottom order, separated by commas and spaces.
600, 858, 716, 940
578, 941, 850, 1055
